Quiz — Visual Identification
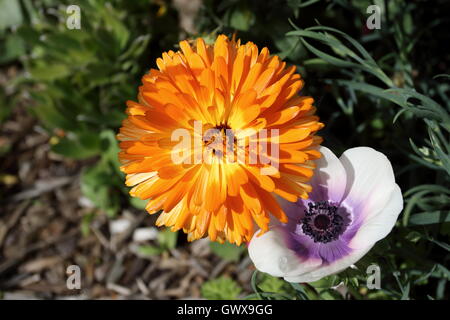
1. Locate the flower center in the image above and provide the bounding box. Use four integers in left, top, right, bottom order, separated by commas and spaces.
203, 123, 236, 158
301, 201, 347, 243
314, 214, 331, 230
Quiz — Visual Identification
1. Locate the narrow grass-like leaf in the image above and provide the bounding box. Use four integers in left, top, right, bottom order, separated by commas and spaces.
409, 211, 450, 226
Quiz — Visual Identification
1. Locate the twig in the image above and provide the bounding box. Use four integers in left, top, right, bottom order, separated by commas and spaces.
0, 228, 79, 276
0, 200, 31, 247
9, 176, 74, 202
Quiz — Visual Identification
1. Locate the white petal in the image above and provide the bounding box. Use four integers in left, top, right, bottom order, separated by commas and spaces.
349, 184, 403, 249
248, 227, 321, 278
284, 245, 373, 283
309, 146, 347, 203
340, 147, 398, 222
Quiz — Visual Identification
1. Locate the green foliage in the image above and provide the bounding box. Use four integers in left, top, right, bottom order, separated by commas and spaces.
258, 273, 297, 298
209, 241, 246, 262
81, 212, 96, 237
157, 228, 179, 250
247, 271, 302, 300
80, 130, 124, 217
137, 245, 165, 256
137, 228, 178, 257
0, 0, 23, 32
201, 276, 242, 300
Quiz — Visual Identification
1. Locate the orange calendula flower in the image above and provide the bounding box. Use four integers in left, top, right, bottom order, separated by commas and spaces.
117, 35, 323, 245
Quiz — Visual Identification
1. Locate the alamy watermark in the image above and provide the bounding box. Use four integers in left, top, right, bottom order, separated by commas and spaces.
66, 264, 81, 289
366, 5, 381, 30
66, 5, 81, 30
366, 264, 381, 290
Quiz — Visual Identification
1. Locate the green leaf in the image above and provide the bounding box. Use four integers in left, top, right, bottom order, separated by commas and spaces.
426, 237, 450, 252
258, 273, 296, 297
29, 63, 71, 81
287, 0, 321, 17
119, 34, 151, 61
303, 58, 333, 72
433, 74, 450, 80
336, 81, 408, 108
0, 34, 25, 63
81, 212, 95, 237
209, 241, 245, 262
0, 0, 23, 31
274, 34, 304, 61
137, 245, 164, 256
80, 162, 121, 217
228, 6, 255, 31
130, 197, 147, 210
201, 277, 242, 300
289, 282, 310, 300
287, 26, 393, 86
157, 228, 178, 250
310, 275, 341, 289
99, 130, 122, 171
393, 272, 411, 300
409, 211, 450, 226
318, 288, 343, 300
101, 4, 130, 50
30, 92, 78, 131
52, 132, 101, 160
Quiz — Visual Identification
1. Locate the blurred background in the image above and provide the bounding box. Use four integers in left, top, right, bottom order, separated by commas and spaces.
0, 0, 449, 300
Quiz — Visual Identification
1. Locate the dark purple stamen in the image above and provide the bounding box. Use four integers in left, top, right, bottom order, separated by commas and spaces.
301, 201, 345, 243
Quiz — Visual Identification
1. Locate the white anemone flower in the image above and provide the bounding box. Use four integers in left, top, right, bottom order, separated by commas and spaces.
248, 146, 403, 283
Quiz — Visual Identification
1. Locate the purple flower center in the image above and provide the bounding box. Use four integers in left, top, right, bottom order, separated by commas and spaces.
314, 214, 331, 230
301, 201, 348, 243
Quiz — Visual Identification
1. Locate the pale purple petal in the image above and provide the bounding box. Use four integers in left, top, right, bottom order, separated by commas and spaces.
284, 220, 354, 264
350, 184, 403, 249
340, 147, 398, 225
